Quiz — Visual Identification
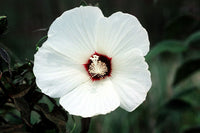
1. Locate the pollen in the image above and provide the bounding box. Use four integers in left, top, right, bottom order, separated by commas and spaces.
88, 55, 108, 78
84, 52, 112, 81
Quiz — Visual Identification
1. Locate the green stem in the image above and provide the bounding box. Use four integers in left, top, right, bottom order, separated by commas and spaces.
35, 35, 48, 51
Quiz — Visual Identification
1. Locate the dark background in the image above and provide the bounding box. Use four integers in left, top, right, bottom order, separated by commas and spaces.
1, 0, 199, 61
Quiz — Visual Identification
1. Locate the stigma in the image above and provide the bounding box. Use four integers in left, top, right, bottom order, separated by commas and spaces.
83, 52, 112, 81
89, 55, 108, 78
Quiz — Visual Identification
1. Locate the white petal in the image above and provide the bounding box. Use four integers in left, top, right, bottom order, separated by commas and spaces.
47, 6, 104, 64
111, 49, 151, 111
59, 79, 120, 117
95, 12, 149, 57
33, 44, 89, 98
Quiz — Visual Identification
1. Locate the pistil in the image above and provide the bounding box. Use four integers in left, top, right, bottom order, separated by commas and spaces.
89, 55, 108, 78
83, 52, 112, 81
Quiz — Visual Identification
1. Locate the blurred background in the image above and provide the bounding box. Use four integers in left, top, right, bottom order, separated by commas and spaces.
0, 0, 200, 133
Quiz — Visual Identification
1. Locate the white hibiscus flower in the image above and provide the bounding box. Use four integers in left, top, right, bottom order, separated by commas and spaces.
33, 6, 151, 118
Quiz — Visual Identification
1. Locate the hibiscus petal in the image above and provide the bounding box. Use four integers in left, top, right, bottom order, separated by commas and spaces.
47, 6, 104, 64
34, 6, 151, 117
33, 44, 89, 98
96, 12, 149, 57
111, 49, 151, 111
59, 79, 120, 117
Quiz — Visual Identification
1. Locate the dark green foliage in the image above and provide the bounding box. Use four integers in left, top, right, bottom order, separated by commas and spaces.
35, 35, 47, 51
81, 118, 91, 133
0, 124, 26, 133
174, 87, 198, 98
146, 40, 186, 61
80, 0, 88, 6
0, 48, 10, 73
0, 16, 7, 36
166, 98, 191, 111
0, 48, 10, 66
35, 103, 68, 133
0, 30, 70, 132
173, 58, 200, 85
185, 31, 200, 47
0, 62, 68, 133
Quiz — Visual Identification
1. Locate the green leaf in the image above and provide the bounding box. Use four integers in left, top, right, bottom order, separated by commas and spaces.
38, 96, 54, 112
48, 106, 68, 133
0, 48, 10, 64
36, 103, 49, 112
35, 35, 47, 51
14, 98, 31, 127
174, 87, 198, 98
173, 58, 200, 85
9, 84, 33, 98
0, 124, 25, 133
0, 16, 8, 35
185, 31, 200, 47
175, 87, 200, 108
0, 47, 11, 72
3, 109, 22, 124
0, 16, 6, 19
0, 43, 22, 63
30, 111, 40, 125
35, 103, 68, 133
146, 40, 187, 61
80, 0, 88, 6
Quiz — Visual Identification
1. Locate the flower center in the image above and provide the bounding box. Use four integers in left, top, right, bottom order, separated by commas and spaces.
84, 52, 112, 81
89, 55, 108, 77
